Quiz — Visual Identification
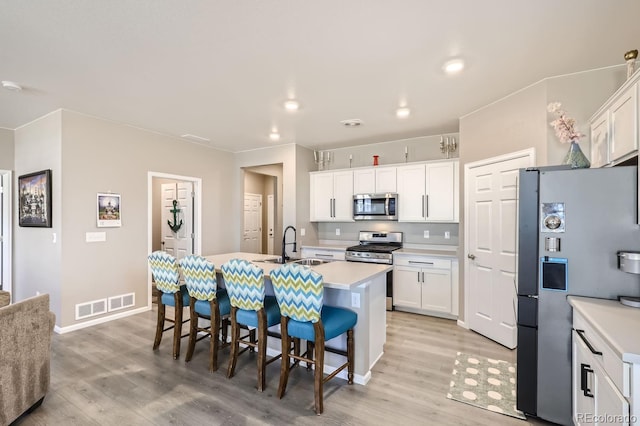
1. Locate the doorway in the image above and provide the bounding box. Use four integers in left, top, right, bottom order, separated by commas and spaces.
0, 170, 11, 293
148, 172, 202, 306
242, 166, 281, 255
464, 148, 534, 349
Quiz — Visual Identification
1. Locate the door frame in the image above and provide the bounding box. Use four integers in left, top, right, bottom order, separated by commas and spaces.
463, 148, 535, 331
147, 171, 202, 307
1, 170, 11, 294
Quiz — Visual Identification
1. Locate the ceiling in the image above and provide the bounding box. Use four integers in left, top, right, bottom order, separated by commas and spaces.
2, 1, 640, 153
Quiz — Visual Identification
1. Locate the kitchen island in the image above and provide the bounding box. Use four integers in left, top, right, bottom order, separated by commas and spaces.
204, 252, 391, 385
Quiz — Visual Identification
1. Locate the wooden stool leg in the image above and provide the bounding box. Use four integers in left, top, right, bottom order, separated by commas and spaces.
313, 323, 325, 415
153, 299, 165, 350
306, 341, 314, 371
227, 308, 240, 379
185, 298, 197, 362
257, 309, 267, 392
249, 328, 256, 353
173, 292, 183, 360
347, 328, 355, 385
277, 317, 290, 399
221, 317, 229, 344
210, 299, 220, 372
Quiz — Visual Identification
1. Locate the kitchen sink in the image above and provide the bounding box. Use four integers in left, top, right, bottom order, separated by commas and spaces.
291, 258, 331, 266
252, 257, 282, 264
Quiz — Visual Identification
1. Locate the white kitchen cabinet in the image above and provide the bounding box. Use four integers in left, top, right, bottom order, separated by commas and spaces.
570, 301, 634, 425
353, 166, 397, 194
393, 254, 458, 318
300, 247, 346, 261
396, 160, 458, 222
590, 72, 639, 167
310, 170, 354, 222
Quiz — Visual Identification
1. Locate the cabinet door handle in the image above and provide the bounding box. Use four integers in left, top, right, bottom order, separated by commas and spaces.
315, 253, 333, 258
575, 329, 603, 355
425, 195, 429, 218
409, 261, 434, 265
580, 363, 595, 398
421, 195, 425, 218
417, 271, 421, 282
422, 271, 425, 283
333, 198, 336, 218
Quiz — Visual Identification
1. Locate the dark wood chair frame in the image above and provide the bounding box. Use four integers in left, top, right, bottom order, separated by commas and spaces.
227, 306, 283, 391
153, 289, 190, 360
184, 296, 231, 371
278, 316, 355, 415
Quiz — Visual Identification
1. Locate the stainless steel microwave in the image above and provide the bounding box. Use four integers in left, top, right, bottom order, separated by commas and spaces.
353, 193, 398, 221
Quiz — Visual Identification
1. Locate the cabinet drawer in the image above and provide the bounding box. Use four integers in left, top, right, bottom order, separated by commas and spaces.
301, 248, 345, 261
394, 255, 451, 269
574, 312, 631, 397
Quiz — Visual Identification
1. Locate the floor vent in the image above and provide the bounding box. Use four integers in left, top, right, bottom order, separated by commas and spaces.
75, 298, 107, 320
109, 292, 135, 312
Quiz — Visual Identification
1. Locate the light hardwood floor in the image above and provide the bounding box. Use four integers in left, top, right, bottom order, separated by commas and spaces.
17, 308, 550, 426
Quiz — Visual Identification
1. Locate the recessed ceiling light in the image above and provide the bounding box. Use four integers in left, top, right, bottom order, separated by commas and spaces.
284, 100, 300, 111
396, 107, 411, 118
269, 132, 281, 141
1, 80, 22, 92
443, 59, 465, 74
340, 118, 363, 127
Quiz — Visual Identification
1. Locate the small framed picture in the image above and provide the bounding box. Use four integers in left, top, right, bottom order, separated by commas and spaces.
97, 193, 121, 227
18, 169, 52, 227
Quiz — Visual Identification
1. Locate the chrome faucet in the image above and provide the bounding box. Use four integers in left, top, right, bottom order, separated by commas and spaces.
282, 226, 297, 263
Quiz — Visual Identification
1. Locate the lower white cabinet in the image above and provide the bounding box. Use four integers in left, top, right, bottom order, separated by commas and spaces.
300, 247, 345, 261
572, 311, 631, 425
393, 254, 458, 318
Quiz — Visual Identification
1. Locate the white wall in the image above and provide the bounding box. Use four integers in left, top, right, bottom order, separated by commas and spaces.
0, 128, 14, 170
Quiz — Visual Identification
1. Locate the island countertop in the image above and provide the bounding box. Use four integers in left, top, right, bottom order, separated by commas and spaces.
203, 252, 391, 291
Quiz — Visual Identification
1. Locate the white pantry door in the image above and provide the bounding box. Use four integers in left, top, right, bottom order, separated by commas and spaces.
267, 194, 275, 255
242, 193, 262, 254
161, 182, 194, 260
465, 150, 533, 349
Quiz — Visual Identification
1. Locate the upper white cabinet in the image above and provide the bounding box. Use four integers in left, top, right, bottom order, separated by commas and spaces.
310, 170, 354, 222
353, 166, 397, 194
590, 72, 639, 167
396, 160, 459, 222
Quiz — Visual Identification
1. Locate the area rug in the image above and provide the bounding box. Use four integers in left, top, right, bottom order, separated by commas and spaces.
446, 352, 526, 420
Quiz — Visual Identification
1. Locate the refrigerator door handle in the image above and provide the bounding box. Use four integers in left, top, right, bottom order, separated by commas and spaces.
575, 329, 603, 355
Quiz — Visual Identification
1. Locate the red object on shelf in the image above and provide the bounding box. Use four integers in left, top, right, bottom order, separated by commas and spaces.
373, 155, 379, 166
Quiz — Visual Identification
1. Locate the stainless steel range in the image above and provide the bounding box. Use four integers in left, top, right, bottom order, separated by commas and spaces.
346, 231, 402, 311
345, 231, 403, 265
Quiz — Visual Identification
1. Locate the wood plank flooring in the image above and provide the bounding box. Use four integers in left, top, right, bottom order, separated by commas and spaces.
15, 308, 551, 425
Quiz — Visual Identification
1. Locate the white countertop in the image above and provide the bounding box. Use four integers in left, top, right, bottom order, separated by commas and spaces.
395, 247, 459, 257
568, 296, 640, 364
204, 252, 391, 291
300, 244, 349, 251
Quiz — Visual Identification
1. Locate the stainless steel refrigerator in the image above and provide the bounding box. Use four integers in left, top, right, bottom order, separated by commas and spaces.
516, 165, 640, 425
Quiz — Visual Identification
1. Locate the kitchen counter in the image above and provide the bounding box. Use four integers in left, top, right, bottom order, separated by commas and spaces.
568, 296, 640, 363
395, 246, 458, 257
203, 252, 389, 385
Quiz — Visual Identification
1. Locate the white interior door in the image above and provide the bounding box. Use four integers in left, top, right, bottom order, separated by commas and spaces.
161, 181, 194, 260
267, 194, 274, 255
242, 193, 262, 254
465, 150, 533, 349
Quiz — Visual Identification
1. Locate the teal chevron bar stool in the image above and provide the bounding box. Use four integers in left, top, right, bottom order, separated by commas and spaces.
221, 259, 282, 391
270, 263, 357, 415
148, 251, 191, 360
179, 255, 231, 372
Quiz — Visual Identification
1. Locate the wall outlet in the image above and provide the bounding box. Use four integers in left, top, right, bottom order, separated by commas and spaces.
336, 228, 341, 236
423, 230, 429, 239
300, 228, 306, 236
444, 231, 450, 239
351, 292, 360, 308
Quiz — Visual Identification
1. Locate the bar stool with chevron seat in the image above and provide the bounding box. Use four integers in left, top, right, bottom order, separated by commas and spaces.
221, 259, 282, 391
179, 255, 231, 372
270, 263, 357, 415
148, 250, 191, 360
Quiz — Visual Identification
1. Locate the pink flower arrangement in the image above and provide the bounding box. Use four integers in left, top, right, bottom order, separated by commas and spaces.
547, 102, 585, 144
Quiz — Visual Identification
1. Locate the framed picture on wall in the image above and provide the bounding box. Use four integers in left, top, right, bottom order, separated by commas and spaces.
18, 169, 52, 228
97, 193, 121, 227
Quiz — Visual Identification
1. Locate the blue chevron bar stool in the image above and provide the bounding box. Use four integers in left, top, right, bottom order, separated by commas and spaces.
270, 263, 357, 415
148, 251, 191, 360
221, 259, 282, 391
179, 255, 231, 372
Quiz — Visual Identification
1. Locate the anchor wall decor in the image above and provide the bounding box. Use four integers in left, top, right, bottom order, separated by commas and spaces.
167, 199, 183, 233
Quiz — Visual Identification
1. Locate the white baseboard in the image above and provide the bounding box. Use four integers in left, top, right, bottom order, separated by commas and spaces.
54, 305, 151, 334
457, 319, 468, 329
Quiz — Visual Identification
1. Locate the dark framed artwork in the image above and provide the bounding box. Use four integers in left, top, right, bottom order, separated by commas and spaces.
18, 169, 52, 227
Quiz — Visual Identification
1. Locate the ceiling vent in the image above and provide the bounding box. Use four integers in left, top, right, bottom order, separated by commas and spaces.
340, 119, 363, 127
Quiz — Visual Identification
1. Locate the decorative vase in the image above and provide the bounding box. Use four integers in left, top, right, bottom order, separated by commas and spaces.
563, 141, 590, 169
